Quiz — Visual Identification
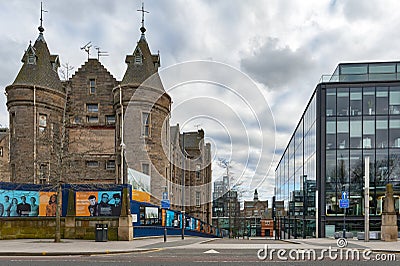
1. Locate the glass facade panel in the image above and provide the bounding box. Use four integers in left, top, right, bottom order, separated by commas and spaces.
376, 118, 388, 148
337, 88, 349, 116
389, 119, 400, 148
389, 87, 400, 114
326, 91, 336, 116
363, 87, 375, 115
369, 63, 396, 74
350, 119, 362, 148
340, 65, 367, 74
376, 87, 389, 115
337, 117, 349, 149
350, 88, 362, 116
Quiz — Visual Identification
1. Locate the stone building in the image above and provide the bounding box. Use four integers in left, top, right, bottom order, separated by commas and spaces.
0, 128, 10, 182
243, 189, 269, 236
168, 125, 212, 224
3, 12, 212, 218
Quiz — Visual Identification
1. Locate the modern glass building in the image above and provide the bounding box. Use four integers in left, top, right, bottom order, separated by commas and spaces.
275, 61, 400, 238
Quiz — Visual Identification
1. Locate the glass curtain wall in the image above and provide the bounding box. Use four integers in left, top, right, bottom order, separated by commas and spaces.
325, 85, 400, 223
275, 92, 317, 237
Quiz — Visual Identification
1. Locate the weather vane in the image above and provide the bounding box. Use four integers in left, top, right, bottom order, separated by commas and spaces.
137, 2, 149, 33
95, 46, 109, 61
80, 41, 92, 60
38, 2, 48, 32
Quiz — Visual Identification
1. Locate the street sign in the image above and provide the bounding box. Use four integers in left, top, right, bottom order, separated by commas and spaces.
341, 191, 348, 200
339, 199, 349, 208
161, 199, 170, 209
162, 192, 168, 200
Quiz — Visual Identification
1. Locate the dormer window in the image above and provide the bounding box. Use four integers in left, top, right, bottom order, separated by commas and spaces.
51, 56, 60, 72
135, 54, 142, 65
25, 44, 37, 65
28, 54, 36, 65
134, 47, 143, 65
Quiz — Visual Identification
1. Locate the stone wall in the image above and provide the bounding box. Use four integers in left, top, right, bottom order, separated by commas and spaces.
0, 217, 120, 240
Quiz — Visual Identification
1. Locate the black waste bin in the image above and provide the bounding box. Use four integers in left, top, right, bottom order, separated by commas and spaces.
95, 224, 103, 242
95, 224, 108, 242
102, 224, 108, 241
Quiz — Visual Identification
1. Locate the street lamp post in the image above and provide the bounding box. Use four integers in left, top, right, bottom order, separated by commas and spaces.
181, 132, 186, 240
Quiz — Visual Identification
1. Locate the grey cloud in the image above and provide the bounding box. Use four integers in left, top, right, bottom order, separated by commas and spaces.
240, 37, 315, 90
338, 0, 384, 22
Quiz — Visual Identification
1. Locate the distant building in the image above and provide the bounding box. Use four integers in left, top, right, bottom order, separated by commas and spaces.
243, 189, 268, 237
211, 179, 241, 236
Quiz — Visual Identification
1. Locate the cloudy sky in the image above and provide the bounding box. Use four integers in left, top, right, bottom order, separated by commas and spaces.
1, 0, 400, 202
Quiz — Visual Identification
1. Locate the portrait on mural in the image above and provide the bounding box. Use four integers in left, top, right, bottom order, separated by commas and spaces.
75, 191, 122, 217
0, 190, 42, 217
45, 194, 57, 216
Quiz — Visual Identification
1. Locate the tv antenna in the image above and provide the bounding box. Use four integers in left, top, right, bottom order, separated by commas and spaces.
194, 124, 202, 130
80, 41, 92, 60
95, 46, 109, 60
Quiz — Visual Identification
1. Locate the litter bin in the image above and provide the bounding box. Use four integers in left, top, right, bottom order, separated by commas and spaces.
95, 224, 108, 242
95, 224, 103, 242
102, 224, 108, 241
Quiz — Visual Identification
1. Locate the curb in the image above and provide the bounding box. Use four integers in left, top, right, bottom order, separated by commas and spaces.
371, 249, 400, 254
281, 239, 301, 244
0, 248, 161, 257
199, 238, 218, 244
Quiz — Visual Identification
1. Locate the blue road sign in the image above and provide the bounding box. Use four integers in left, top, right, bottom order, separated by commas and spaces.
341, 191, 348, 200
162, 192, 168, 200
161, 199, 170, 209
339, 199, 349, 208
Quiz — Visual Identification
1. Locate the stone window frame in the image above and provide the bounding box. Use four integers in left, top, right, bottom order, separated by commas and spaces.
106, 160, 115, 170
86, 116, 98, 124
86, 103, 99, 113
196, 191, 201, 207
141, 162, 150, 176
89, 78, 96, 94
38, 162, 49, 184
86, 160, 99, 168
105, 115, 115, 125
141, 112, 151, 138
196, 164, 201, 181
38, 113, 47, 134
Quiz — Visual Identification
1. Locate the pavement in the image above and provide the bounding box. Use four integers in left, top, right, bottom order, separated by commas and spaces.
0, 236, 399, 256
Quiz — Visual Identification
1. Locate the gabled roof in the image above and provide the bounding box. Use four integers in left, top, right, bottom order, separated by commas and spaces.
13, 32, 63, 92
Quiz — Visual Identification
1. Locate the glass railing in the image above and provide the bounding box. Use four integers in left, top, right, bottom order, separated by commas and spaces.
319, 73, 400, 84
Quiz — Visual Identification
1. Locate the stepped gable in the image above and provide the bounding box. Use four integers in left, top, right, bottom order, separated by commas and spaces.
70, 58, 117, 83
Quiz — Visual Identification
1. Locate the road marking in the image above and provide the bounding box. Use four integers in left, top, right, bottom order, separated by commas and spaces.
204, 249, 220, 254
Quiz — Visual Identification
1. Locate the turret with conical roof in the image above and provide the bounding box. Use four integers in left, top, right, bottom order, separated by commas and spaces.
113, 11, 171, 204
5, 9, 66, 184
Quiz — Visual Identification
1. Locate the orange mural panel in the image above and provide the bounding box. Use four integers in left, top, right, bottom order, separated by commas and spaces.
39, 192, 59, 217
132, 190, 151, 203
76, 191, 98, 217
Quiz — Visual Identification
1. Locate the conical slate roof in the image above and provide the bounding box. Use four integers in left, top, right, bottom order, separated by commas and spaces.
121, 33, 164, 91
13, 32, 63, 92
